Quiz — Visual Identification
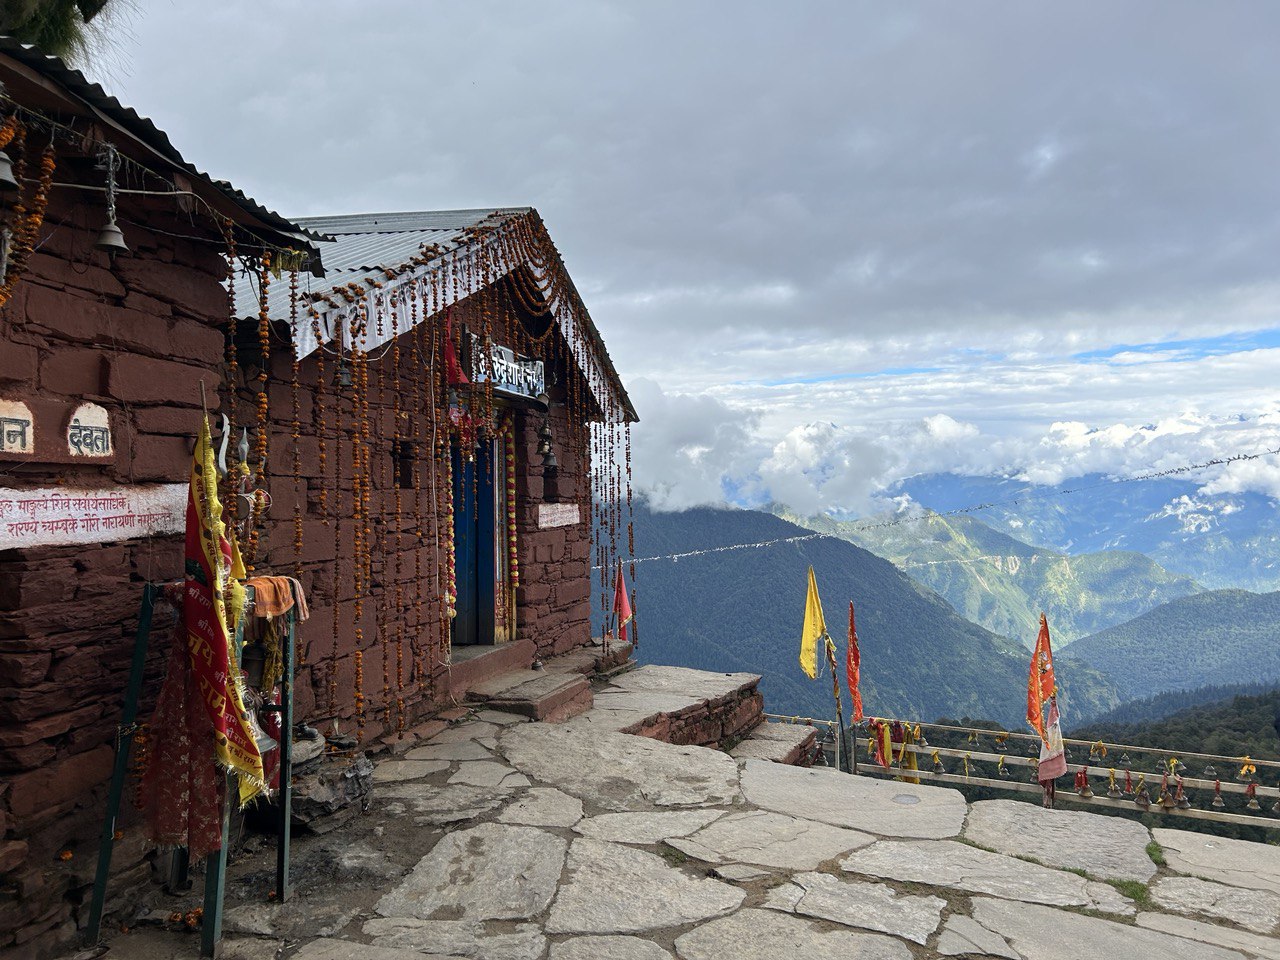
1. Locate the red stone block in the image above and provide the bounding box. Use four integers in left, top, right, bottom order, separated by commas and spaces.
0, 341, 37, 385
168, 317, 224, 364
129, 433, 192, 482
0, 651, 51, 686
107, 353, 217, 406
39, 348, 105, 397
132, 405, 204, 436
26, 253, 126, 300
7, 744, 112, 818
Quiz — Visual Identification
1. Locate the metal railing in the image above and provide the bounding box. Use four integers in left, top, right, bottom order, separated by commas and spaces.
762, 713, 1280, 831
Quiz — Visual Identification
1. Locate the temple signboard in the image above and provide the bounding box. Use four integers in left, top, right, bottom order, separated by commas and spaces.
471, 335, 546, 401
67, 402, 112, 458
0, 399, 34, 456
0, 484, 186, 549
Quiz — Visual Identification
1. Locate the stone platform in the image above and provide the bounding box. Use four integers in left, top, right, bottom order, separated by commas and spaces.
87, 665, 1280, 960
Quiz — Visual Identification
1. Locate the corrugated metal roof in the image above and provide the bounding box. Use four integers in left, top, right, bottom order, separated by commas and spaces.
0, 37, 324, 251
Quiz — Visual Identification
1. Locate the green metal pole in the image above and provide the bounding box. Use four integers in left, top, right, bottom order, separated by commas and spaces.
275, 611, 295, 902
85, 583, 158, 945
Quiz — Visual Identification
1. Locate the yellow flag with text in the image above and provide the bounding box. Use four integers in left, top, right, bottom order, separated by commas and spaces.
800, 566, 826, 679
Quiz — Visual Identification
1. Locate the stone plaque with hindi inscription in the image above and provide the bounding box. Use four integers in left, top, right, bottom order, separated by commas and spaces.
0, 398, 34, 456
0, 484, 186, 549
538, 503, 580, 529
67, 402, 112, 458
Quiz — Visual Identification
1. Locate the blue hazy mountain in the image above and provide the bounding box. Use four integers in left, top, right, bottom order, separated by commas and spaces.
893, 473, 1280, 591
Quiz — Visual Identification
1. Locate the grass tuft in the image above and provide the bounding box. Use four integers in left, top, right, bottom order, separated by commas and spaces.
1146, 840, 1167, 867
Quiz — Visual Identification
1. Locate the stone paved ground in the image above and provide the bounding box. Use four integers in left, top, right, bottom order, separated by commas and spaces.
93, 667, 1280, 960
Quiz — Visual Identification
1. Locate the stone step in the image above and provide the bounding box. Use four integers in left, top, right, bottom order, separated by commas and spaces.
729, 722, 816, 766
481, 672, 594, 723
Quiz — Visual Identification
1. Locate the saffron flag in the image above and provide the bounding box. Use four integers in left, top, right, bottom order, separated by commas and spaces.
800, 566, 826, 679
612, 561, 633, 641
185, 415, 264, 798
847, 601, 863, 723
1026, 612, 1057, 743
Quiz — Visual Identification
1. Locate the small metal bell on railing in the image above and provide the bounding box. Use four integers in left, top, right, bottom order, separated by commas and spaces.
1245, 782, 1261, 811
1134, 787, 1151, 811
1203, 765, 1217, 779
1075, 767, 1094, 799
932, 753, 945, 775
997, 756, 1011, 778
1119, 752, 1131, 766
1175, 779, 1191, 810
1106, 769, 1121, 800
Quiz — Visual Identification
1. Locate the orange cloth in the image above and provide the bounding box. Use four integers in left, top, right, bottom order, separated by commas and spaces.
846, 601, 863, 724
1027, 613, 1057, 743
247, 576, 309, 621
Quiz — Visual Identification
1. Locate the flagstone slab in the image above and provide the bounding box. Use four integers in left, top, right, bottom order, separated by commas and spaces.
362, 918, 546, 960
290, 940, 456, 960
475, 708, 527, 726
964, 798, 1154, 882
841, 839, 1133, 914
448, 760, 531, 789
729, 723, 815, 763
404, 740, 494, 762
574, 810, 724, 844
712, 863, 773, 882
376, 782, 511, 825
669, 810, 874, 870
498, 787, 585, 827
1150, 875, 1280, 933
545, 838, 744, 934
673, 909, 912, 960
430, 720, 501, 743
607, 665, 760, 699
935, 916, 1019, 959
1136, 913, 1280, 960
376, 823, 566, 922
500, 723, 741, 811
1154, 827, 1280, 895
765, 872, 945, 945
971, 898, 1247, 959
223, 901, 359, 940
373, 759, 450, 783
550, 936, 675, 960
222, 939, 286, 960
740, 760, 965, 839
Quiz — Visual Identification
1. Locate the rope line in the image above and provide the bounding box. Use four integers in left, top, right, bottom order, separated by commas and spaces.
593, 443, 1280, 570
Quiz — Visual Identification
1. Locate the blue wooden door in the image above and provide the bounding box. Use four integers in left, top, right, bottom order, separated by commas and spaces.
451, 440, 497, 647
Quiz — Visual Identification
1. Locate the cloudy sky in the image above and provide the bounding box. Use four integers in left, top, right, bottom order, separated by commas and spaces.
99, 2, 1280, 514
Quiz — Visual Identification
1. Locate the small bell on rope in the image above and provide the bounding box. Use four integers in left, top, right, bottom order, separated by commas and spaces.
1271, 797, 1280, 816
1203, 764, 1217, 779
1123, 769, 1135, 796
1174, 777, 1191, 811
932, 750, 945, 775
1075, 766, 1094, 800
1211, 779, 1225, 809
1245, 782, 1261, 812
997, 756, 1010, 779
1106, 768, 1121, 800
994, 732, 1008, 753
1134, 774, 1150, 811
1119, 752, 1131, 766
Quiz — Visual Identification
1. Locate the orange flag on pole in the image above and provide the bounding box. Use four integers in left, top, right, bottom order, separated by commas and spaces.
1026, 613, 1057, 743
846, 601, 863, 723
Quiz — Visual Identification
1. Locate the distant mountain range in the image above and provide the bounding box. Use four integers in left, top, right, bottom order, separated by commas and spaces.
892, 472, 1280, 592
1069, 681, 1278, 730
1065, 588, 1280, 697
780, 509, 1201, 646
617, 503, 1119, 727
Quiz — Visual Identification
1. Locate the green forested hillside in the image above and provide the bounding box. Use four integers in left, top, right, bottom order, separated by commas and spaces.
1075, 682, 1278, 728
782, 510, 1202, 646
1071, 689, 1280, 762
624, 504, 1119, 727
1066, 589, 1280, 696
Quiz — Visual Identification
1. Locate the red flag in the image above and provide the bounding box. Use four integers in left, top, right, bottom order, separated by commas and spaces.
612, 561, 633, 641
1027, 613, 1057, 743
846, 601, 863, 723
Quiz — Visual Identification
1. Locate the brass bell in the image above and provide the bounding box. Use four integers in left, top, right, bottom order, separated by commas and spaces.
1211, 793, 1225, 809
1119, 752, 1131, 766
1134, 791, 1151, 811
1107, 782, 1122, 800
95, 218, 129, 257
1175, 793, 1191, 811
1160, 791, 1177, 811
933, 757, 945, 775
1246, 796, 1262, 812
1203, 765, 1217, 779
0, 150, 18, 196
998, 764, 1011, 779
1271, 798, 1280, 816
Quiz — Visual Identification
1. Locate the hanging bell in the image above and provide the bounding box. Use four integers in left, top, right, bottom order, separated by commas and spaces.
1107, 778, 1122, 800
1077, 774, 1094, 800
1119, 752, 1131, 766
94, 217, 129, 257
1175, 785, 1191, 811
1134, 790, 1151, 811
1160, 790, 1177, 811
0, 150, 18, 196
1271, 798, 1280, 816
1203, 765, 1217, 779
1211, 792, 1226, 809
933, 756, 945, 775
814, 746, 828, 767
998, 762, 1011, 779
1247, 795, 1262, 812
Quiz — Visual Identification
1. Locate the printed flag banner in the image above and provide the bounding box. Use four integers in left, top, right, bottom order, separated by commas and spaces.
800, 565, 826, 679
185, 415, 264, 798
847, 601, 863, 723
612, 560, 633, 641
1026, 613, 1057, 744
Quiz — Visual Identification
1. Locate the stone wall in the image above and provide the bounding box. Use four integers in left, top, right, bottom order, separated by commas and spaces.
625, 677, 766, 749
0, 198, 609, 957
